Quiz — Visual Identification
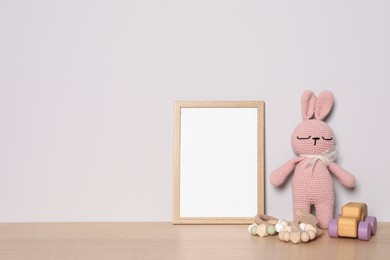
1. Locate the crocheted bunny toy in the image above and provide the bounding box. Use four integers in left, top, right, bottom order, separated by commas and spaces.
270, 90, 356, 229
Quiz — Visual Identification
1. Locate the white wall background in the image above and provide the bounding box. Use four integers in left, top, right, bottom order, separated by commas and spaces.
0, 0, 389, 222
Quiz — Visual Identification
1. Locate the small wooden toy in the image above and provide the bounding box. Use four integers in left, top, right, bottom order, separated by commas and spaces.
248, 210, 324, 244
328, 202, 377, 241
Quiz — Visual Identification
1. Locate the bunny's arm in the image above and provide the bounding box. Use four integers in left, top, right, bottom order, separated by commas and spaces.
270, 157, 304, 187
328, 162, 356, 188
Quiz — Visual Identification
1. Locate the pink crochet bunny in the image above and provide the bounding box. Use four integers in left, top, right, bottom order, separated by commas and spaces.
270, 90, 356, 229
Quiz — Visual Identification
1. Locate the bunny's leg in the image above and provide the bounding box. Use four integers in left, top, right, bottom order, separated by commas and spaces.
315, 202, 334, 229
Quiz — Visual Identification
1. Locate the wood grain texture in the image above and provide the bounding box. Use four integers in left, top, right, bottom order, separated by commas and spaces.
0, 222, 389, 260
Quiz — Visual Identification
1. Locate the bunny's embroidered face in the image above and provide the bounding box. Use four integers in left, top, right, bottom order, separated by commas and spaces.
292, 119, 334, 155
291, 90, 335, 155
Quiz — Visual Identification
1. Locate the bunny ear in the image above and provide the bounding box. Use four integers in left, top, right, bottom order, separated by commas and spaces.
314, 91, 334, 120
301, 90, 316, 120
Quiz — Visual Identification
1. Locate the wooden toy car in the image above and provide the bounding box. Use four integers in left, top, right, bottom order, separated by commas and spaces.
328, 202, 377, 241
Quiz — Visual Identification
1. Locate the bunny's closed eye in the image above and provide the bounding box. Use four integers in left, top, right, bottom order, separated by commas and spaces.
297, 136, 311, 140
322, 137, 333, 141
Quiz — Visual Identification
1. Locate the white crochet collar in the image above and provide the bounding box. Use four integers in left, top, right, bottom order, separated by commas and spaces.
300, 146, 337, 166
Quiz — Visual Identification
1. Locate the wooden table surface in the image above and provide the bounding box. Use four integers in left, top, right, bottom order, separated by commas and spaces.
0, 222, 389, 260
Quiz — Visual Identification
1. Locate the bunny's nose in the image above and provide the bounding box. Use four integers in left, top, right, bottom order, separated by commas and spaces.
312, 137, 320, 146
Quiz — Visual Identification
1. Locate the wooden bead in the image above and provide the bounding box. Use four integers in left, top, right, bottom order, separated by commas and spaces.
299, 223, 306, 231
307, 230, 316, 240
280, 220, 288, 227
304, 224, 317, 233
301, 232, 310, 242
290, 231, 302, 244
283, 232, 290, 242
267, 225, 276, 235
248, 224, 255, 233
275, 223, 284, 232
250, 225, 258, 235
256, 224, 268, 237
284, 226, 292, 232
278, 231, 285, 240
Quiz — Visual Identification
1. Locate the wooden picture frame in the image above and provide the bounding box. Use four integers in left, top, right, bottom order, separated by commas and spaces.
173, 101, 265, 224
